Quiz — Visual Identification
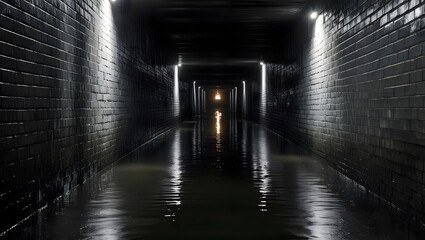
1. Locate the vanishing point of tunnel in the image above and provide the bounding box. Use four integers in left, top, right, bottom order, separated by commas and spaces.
1, 0, 425, 239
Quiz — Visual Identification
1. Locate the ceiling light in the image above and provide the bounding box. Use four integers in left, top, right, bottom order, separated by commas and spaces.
178, 63, 182, 67
260, 62, 264, 65
310, 11, 318, 19
215, 91, 221, 100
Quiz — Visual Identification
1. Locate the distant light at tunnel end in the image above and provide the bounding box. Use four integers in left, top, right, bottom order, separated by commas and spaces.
260, 62, 264, 65
178, 63, 182, 67
310, 11, 318, 19
215, 92, 221, 100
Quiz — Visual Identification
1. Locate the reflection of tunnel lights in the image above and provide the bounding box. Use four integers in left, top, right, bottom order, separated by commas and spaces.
168, 129, 182, 207
310, 11, 318, 19
215, 91, 221, 100
215, 111, 222, 134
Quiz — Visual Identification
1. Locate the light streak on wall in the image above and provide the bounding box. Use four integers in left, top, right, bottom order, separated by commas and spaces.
242, 81, 246, 116
174, 65, 180, 117
260, 63, 266, 118
235, 87, 238, 114
193, 81, 197, 115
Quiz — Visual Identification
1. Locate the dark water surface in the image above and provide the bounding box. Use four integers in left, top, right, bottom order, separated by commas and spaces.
4, 113, 424, 239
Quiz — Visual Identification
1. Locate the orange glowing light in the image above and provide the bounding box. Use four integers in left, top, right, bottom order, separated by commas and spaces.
215, 111, 222, 134
215, 91, 221, 100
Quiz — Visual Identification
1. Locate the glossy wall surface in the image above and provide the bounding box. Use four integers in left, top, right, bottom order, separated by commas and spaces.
0, 0, 188, 232
262, 0, 425, 223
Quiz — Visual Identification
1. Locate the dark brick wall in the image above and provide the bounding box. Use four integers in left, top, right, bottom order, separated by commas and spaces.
0, 0, 187, 232
262, 0, 425, 223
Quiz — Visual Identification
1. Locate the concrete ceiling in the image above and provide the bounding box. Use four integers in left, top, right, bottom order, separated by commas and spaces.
179, 63, 259, 87
123, 0, 311, 63
114, 0, 314, 83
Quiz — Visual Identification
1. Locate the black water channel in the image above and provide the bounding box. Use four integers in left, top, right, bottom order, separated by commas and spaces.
5, 112, 424, 239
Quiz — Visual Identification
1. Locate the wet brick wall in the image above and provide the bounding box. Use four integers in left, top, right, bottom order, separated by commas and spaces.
263, 0, 425, 223
0, 0, 187, 232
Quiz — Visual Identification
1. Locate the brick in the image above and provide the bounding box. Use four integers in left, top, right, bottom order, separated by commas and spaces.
262, 0, 425, 225
410, 96, 424, 107
419, 110, 425, 120
409, 70, 423, 83
0, 0, 189, 233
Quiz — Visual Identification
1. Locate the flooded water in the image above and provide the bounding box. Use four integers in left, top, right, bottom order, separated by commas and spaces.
4, 113, 424, 239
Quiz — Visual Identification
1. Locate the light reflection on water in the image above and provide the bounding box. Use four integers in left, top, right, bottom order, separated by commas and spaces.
165, 129, 182, 214
84, 187, 124, 240
215, 111, 222, 156
215, 110, 222, 135
5, 112, 425, 239
253, 128, 270, 212
295, 166, 343, 239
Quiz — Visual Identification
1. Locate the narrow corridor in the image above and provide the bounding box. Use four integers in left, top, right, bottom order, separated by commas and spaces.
1, 0, 425, 238
6, 112, 423, 239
